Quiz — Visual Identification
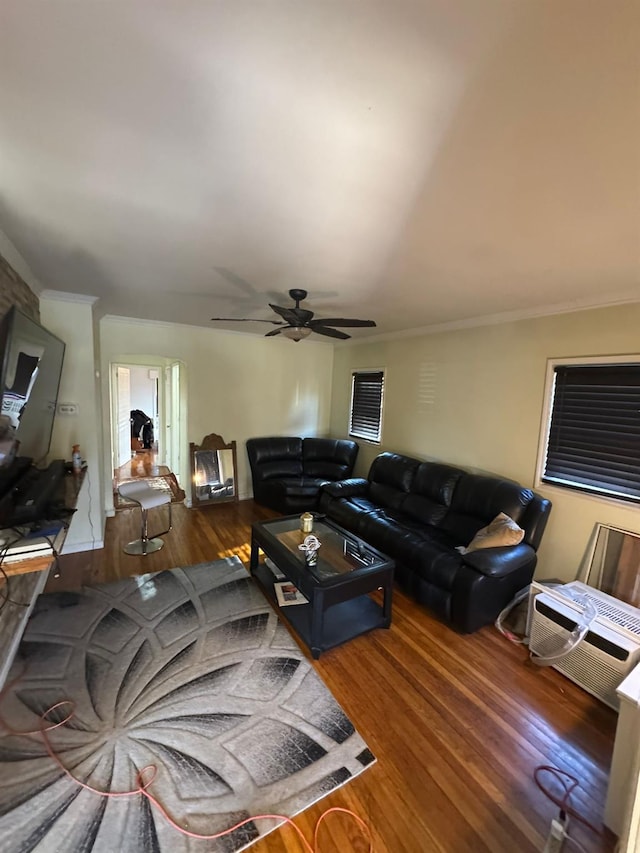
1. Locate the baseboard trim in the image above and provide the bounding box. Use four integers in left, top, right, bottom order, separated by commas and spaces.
61, 539, 105, 554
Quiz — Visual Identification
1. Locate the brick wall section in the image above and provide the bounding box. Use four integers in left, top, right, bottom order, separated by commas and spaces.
0, 253, 40, 681
0, 252, 39, 322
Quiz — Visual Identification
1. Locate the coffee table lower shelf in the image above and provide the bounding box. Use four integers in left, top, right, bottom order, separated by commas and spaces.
252, 562, 389, 658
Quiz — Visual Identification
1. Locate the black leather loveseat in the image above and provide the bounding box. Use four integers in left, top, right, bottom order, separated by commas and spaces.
319, 452, 551, 633
247, 436, 359, 514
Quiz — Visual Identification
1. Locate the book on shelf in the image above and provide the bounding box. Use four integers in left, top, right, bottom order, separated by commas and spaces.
274, 581, 308, 607
0, 522, 65, 563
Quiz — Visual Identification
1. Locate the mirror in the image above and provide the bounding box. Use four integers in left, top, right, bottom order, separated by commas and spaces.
189, 433, 238, 506
579, 523, 640, 608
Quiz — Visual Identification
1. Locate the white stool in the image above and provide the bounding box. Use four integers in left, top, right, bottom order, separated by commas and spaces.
118, 481, 172, 555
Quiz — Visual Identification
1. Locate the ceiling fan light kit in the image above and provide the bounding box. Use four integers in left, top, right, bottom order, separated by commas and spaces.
281, 326, 312, 342
211, 288, 376, 341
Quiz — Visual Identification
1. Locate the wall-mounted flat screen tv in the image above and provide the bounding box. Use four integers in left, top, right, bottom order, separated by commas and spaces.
0, 306, 66, 466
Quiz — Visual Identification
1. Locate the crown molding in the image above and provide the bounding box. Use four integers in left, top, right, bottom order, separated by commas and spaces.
100, 313, 332, 343
40, 289, 99, 305
338, 291, 640, 347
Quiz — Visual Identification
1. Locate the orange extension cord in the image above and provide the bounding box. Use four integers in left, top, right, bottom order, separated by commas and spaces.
0, 672, 373, 852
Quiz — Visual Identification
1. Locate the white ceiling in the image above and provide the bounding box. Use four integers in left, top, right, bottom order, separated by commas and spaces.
1, 1, 639, 340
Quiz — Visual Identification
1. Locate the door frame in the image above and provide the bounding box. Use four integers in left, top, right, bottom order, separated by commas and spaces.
109, 357, 186, 488
111, 364, 132, 469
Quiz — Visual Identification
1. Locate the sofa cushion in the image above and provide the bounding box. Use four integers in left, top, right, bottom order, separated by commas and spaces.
438, 473, 534, 543
402, 462, 464, 525
370, 452, 421, 491
277, 477, 331, 496
461, 512, 524, 554
260, 458, 304, 480
302, 438, 358, 479
411, 543, 464, 592
247, 437, 303, 481
368, 452, 421, 510
357, 512, 423, 561
258, 477, 329, 513
326, 496, 381, 534
322, 478, 369, 499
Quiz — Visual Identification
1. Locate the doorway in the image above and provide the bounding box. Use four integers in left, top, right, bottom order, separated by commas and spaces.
109, 359, 186, 510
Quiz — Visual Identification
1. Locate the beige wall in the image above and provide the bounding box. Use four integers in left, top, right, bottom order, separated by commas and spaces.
40, 295, 105, 551
330, 303, 640, 583
99, 317, 335, 508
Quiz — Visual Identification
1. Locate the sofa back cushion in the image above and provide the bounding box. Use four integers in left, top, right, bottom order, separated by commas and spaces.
438, 473, 534, 544
303, 438, 358, 480
402, 461, 464, 525
246, 437, 303, 483
368, 452, 420, 510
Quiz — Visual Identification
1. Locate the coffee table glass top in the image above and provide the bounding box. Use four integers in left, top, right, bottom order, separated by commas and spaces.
260, 516, 387, 583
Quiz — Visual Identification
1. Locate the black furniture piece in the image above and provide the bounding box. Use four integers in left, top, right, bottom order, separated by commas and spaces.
130, 409, 154, 449
246, 436, 358, 514
0, 458, 68, 528
250, 514, 394, 658
319, 451, 552, 633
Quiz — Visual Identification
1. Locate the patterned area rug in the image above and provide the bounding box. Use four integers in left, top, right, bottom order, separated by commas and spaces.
0, 558, 375, 852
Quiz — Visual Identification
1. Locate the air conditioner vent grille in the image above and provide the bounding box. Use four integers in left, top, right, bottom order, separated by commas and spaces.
580, 592, 640, 636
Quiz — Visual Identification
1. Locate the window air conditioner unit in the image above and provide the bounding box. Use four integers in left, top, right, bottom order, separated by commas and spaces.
527, 583, 640, 711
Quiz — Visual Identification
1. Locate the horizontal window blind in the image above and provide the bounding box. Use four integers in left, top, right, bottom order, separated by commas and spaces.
349, 370, 384, 442
544, 364, 640, 502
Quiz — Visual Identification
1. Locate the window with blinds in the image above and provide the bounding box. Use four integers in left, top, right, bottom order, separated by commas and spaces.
542, 363, 640, 502
349, 370, 384, 443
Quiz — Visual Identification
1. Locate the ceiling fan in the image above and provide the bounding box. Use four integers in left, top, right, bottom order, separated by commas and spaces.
211, 288, 376, 341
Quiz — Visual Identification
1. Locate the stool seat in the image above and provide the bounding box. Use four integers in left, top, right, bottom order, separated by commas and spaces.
119, 481, 171, 509
118, 480, 172, 555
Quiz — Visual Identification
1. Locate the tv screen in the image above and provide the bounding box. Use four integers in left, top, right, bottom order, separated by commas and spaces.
0, 306, 65, 466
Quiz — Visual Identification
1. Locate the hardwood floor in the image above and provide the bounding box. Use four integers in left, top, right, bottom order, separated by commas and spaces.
47, 500, 618, 853
113, 448, 167, 486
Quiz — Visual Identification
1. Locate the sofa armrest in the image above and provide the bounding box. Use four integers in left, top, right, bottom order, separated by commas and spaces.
322, 478, 369, 498
461, 543, 536, 578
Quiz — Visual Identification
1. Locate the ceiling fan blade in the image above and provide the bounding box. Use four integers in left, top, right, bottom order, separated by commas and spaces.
213, 291, 375, 342
310, 326, 351, 340
211, 317, 284, 325
269, 304, 298, 323
269, 304, 314, 325
308, 318, 376, 328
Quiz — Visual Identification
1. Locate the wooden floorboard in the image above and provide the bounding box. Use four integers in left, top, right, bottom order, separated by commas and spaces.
47, 500, 619, 852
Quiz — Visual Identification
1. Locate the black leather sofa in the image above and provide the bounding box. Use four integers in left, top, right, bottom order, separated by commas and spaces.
319, 452, 552, 633
246, 436, 359, 514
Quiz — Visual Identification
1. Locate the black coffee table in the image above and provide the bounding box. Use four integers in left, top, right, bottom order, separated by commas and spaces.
249, 515, 394, 658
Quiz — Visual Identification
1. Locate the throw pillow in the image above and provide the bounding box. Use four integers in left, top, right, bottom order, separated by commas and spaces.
461, 512, 524, 554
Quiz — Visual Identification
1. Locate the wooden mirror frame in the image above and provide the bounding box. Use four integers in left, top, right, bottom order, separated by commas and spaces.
189, 433, 238, 507
579, 523, 640, 608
